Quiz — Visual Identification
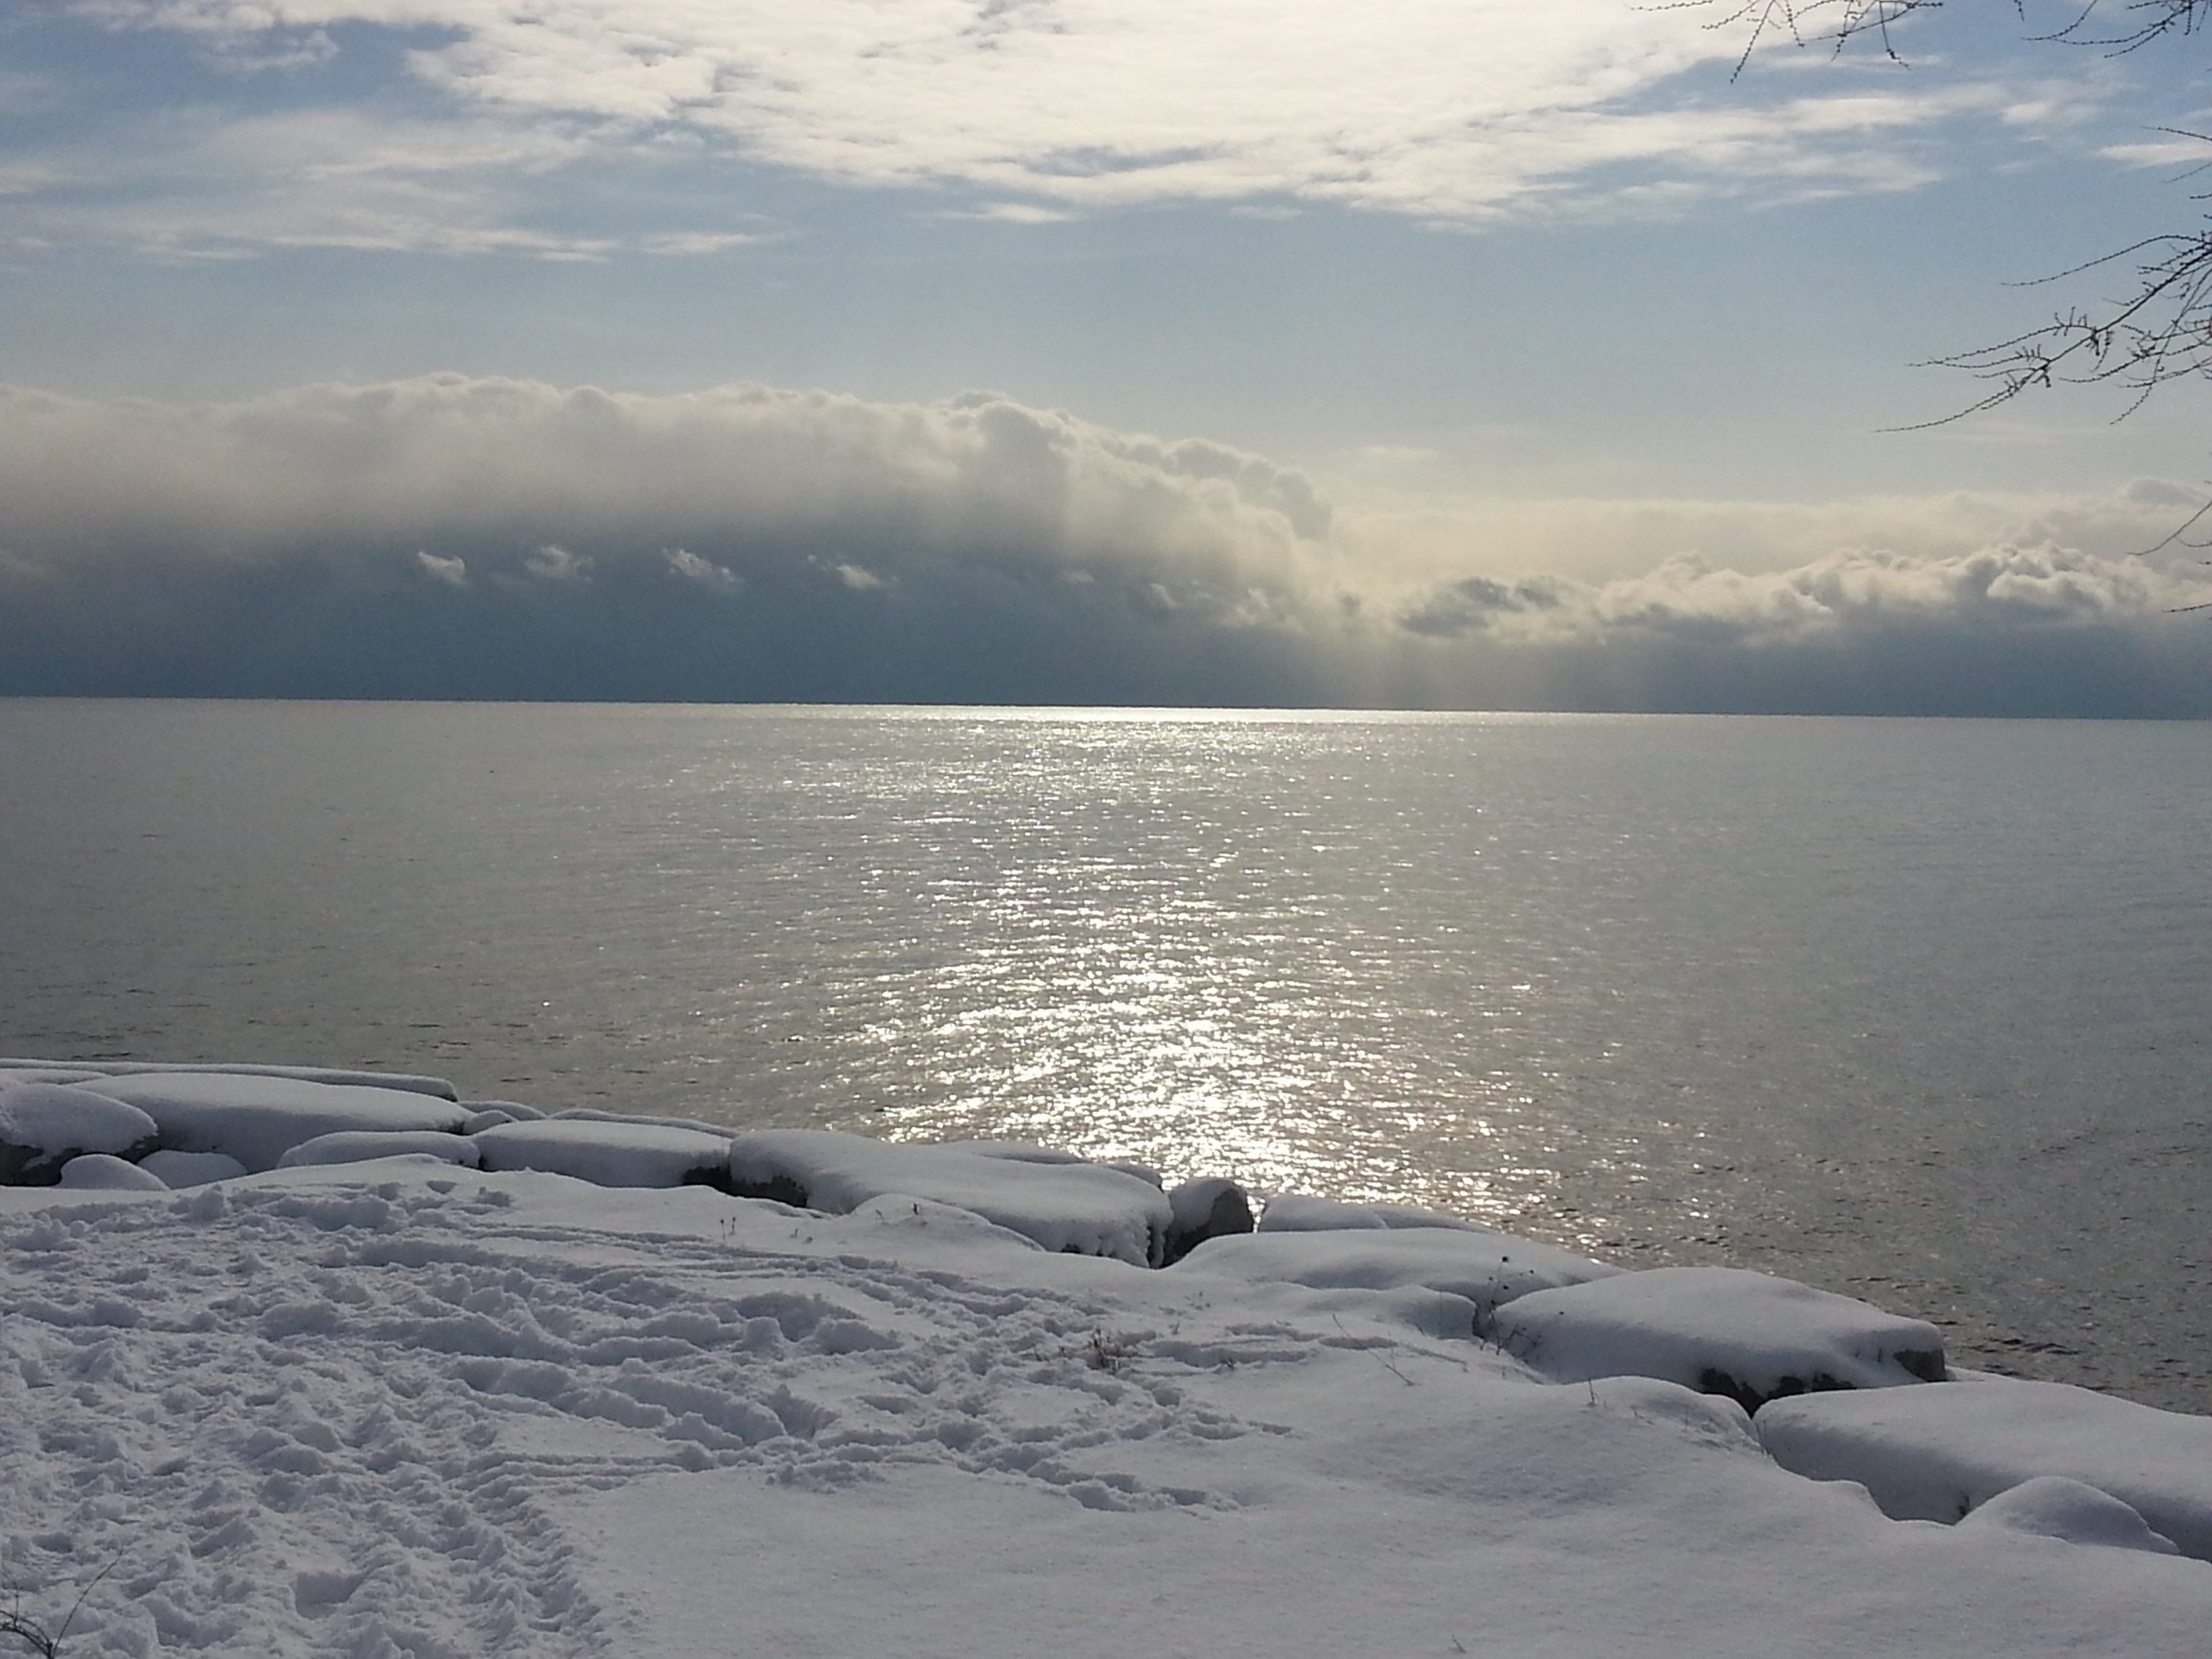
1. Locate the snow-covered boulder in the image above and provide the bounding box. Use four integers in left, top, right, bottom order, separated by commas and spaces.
91, 1072, 472, 1173
56, 1152, 170, 1191
471, 1118, 735, 1189
1164, 1177, 1254, 1263
937, 1140, 1166, 1189
726, 1130, 1174, 1267
140, 1149, 250, 1187
1256, 1193, 1495, 1233
1174, 1225, 1620, 1322
0, 1081, 160, 1184
278, 1130, 483, 1170
1490, 1266, 1947, 1410
1, 1057, 458, 1099
0, 1065, 108, 1085
1956, 1477, 2181, 1556
1757, 1375, 2212, 1561
459, 1099, 549, 1122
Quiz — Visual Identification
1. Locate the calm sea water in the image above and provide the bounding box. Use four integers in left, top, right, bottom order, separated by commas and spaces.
2, 699, 2207, 1409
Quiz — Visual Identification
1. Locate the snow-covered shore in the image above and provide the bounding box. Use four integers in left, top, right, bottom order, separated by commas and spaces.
4, 1060, 2209, 1657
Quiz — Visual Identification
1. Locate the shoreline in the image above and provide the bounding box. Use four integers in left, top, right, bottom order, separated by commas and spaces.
5, 1057, 2211, 1655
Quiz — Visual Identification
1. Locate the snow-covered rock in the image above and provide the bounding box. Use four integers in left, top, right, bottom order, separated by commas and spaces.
726, 1129, 1174, 1266
56, 1152, 170, 1191
1174, 1225, 1620, 1322
0, 1081, 161, 1184
937, 1140, 1166, 1189
1164, 1177, 1254, 1263
278, 1130, 483, 1170
459, 1099, 549, 1122
0, 1057, 458, 1099
1956, 1477, 2181, 1556
1490, 1266, 1947, 1410
91, 1072, 473, 1172
140, 1148, 251, 1187
3, 1127, 2211, 1659
1758, 1374, 2212, 1561
1256, 1193, 1494, 1233
471, 1118, 735, 1188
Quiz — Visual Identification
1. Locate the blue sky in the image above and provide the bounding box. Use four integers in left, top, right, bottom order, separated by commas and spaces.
3, 1, 2209, 710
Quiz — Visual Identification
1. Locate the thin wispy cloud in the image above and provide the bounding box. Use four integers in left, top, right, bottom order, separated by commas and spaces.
5, 1, 2126, 254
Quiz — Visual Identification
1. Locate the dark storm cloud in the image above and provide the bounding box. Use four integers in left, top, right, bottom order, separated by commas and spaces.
0, 377, 2206, 714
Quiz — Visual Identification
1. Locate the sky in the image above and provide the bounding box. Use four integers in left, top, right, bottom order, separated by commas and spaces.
3, 0, 2210, 712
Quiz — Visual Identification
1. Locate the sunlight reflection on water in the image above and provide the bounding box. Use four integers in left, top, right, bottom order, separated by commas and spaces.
3, 701, 2210, 1408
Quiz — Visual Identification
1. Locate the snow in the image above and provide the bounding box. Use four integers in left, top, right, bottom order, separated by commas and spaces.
1759, 1373, 2212, 1561
1175, 1221, 1620, 1321
725, 1128, 1175, 1265
89, 1072, 474, 1172
0, 1081, 160, 1183
470, 1118, 733, 1187
277, 1130, 483, 1170
1256, 1192, 1495, 1232
0, 1057, 458, 1099
3, 1057, 2210, 1656
1489, 1265, 1949, 1408
459, 1099, 549, 1122
55, 1152, 170, 1191
5, 1155, 2205, 1659
138, 1148, 251, 1187
1957, 1476, 2182, 1555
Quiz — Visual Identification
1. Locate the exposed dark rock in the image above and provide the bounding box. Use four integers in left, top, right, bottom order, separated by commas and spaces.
728, 1172, 813, 1210
1164, 1177, 1255, 1265
0, 1082, 162, 1186
1697, 1366, 1853, 1415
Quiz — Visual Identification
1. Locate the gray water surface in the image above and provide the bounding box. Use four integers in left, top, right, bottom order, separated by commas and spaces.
3, 700, 2206, 1408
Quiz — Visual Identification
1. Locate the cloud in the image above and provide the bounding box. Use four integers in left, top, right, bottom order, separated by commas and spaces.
416, 549, 468, 585
9, 3, 2125, 253
0, 374, 2206, 714
665, 547, 738, 594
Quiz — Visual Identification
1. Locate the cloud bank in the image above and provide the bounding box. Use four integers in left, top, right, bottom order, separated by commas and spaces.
1, 375, 2206, 714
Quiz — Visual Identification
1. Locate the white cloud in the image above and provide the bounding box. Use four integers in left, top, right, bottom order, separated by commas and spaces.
416, 548, 468, 584
523, 542, 589, 581
1397, 544, 2202, 646
41, 0, 2108, 245
665, 546, 738, 593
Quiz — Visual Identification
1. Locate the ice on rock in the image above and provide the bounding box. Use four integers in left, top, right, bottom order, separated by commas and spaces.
1758, 1374, 2212, 1561
277, 1130, 483, 1170
726, 1129, 1174, 1266
140, 1148, 251, 1187
1490, 1265, 1947, 1410
471, 1118, 735, 1188
1256, 1193, 1496, 1233
92, 1071, 472, 1172
0, 1057, 459, 1099
56, 1151, 171, 1191
1174, 1224, 1619, 1319
0, 1080, 161, 1183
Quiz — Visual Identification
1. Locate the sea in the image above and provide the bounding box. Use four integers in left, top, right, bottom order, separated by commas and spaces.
2, 699, 2207, 1411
